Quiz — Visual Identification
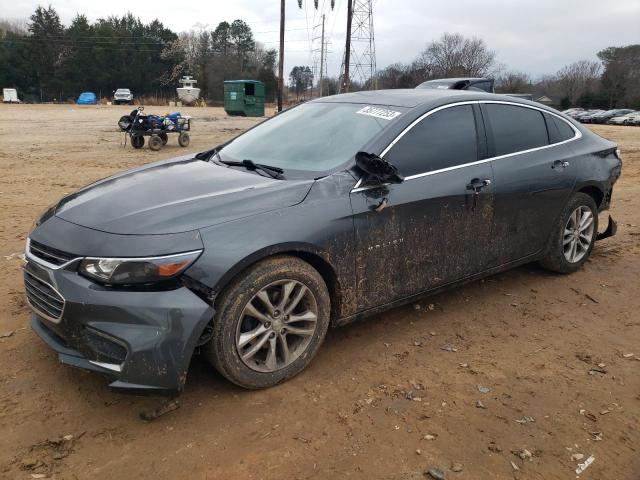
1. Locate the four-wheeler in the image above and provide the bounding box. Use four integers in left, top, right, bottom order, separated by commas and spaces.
118, 106, 191, 151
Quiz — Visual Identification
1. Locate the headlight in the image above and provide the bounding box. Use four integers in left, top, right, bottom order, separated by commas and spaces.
79, 250, 202, 285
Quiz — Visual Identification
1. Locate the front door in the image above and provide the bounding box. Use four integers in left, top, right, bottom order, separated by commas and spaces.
350, 104, 494, 311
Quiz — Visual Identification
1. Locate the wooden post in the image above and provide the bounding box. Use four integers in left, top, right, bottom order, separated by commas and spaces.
343, 0, 353, 92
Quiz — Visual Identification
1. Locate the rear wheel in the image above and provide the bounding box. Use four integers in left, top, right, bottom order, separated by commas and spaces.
539, 193, 598, 273
205, 256, 330, 389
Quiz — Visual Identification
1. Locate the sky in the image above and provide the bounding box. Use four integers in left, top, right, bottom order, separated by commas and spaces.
4, 0, 640, 82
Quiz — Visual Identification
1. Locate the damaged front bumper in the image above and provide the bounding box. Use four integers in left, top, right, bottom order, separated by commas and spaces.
25, 258, 214, 396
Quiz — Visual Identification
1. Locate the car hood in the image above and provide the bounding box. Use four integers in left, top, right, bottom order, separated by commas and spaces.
55, 156, 314, 235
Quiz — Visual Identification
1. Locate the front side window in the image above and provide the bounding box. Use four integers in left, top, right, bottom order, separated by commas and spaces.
385, 105, 478, 176
220, 103, 406, 176
484, 104, 549, 156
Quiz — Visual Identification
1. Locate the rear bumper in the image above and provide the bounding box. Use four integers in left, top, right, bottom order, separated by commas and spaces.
26, 258, 214, 396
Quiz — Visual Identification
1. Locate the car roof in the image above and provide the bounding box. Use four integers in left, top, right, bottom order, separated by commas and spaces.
311, 88, 546, 110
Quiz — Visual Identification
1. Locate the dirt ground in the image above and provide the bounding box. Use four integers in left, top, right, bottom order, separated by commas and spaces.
0, 104, 639, 480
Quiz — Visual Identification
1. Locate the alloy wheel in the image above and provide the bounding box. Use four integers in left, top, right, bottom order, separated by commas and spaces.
236, 279, 318, 373
563, 206, 595, 263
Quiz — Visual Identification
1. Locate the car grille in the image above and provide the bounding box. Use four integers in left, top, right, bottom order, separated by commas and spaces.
29, 239, 75, 266
23, 270, 65, 321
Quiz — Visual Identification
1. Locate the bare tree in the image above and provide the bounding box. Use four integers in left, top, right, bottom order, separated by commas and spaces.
555, 60, 601, 105
418, 33, 496, 78
495, 70, 533, 93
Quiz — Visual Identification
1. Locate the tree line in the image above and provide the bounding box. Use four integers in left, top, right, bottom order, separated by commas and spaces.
1, 6, 638, 109
0, 6, 278, 102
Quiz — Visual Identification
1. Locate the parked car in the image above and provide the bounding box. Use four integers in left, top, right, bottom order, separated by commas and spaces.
624, 112, 640, 126
113, 88, 134, 105
608, 111, 639, 125
577, 110, 605, 122
588, 109, 635, 124
77, 92, 97, 105
2, 88, 20, 103
416, 77, 495, 93
25, 89, 621, 395
562, 108, 584, 116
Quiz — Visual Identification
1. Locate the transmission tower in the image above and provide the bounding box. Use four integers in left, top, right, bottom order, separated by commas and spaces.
311, 14, 330, 97
339, 0, 377, 92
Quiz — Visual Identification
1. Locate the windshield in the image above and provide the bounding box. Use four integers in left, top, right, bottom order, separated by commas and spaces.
218, 102, 405, 176
116, 89, 130, 94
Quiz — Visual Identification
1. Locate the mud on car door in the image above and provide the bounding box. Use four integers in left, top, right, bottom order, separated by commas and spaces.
349, 103, 495, 311
481, 103, 578, 266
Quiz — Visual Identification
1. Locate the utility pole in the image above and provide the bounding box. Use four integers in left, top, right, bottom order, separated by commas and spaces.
319, 14, 325, 97
342, 0, 353, 93
278, 0, 285, 112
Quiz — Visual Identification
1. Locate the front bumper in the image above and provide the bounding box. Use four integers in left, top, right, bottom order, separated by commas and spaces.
25, 257, 214, 396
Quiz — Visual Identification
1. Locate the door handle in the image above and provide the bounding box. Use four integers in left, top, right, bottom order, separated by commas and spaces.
552, 160, 570, 170
466, 178, 491, 192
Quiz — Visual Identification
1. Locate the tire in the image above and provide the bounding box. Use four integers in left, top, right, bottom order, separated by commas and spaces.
539, 192, 598, 274
159, 133, 168, 145
148, 135, 163, 151
130, 134, 144, 149
205, 255, 331, 389
178, 132, 190, 147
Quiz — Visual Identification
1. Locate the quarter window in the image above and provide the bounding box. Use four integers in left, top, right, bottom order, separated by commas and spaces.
544, 113, 576, 144
385, 105, 478, 176
484, 104, 549, 156
552, 116, 576, 142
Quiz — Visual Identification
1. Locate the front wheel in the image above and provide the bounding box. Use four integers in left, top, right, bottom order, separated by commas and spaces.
205, 256, 330, 389
178, 132, 190, 147
130, 134, 144, 149
539, 193, 598, 273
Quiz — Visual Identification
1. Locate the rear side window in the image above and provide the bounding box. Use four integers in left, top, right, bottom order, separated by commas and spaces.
484, 104, 549, 156
552, 116, 576, 142
385, 105, 478, 176
544, 113, 576, 144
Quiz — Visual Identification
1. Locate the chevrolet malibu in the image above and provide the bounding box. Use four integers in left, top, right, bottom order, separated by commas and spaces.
25, 89, 622, 395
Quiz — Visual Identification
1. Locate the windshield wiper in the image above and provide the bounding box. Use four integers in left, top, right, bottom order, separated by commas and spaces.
195, 141, 230, 162
220, 159, 285, 179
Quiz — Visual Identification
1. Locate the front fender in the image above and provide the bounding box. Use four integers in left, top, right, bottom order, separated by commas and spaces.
188, 174, 358, 318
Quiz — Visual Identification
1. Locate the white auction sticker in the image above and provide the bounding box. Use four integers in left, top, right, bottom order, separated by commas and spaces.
356, 106, 402, 121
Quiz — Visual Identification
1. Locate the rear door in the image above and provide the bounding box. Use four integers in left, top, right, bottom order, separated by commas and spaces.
482, 103, 578, 266
350, 103, 494, 311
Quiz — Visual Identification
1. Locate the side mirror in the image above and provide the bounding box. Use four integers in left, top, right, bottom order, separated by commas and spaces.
356, 151, 404, 185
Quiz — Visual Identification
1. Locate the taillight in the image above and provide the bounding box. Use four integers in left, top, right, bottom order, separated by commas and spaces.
615, 148, 621, 160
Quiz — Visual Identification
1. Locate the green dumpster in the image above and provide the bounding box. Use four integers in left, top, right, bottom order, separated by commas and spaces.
224, 80, 265, 117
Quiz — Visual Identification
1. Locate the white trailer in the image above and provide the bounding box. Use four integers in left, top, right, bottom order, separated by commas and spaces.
2, 88, 20, 103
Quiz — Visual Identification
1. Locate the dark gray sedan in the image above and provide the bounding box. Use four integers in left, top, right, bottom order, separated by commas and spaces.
25, 89, 621, 395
